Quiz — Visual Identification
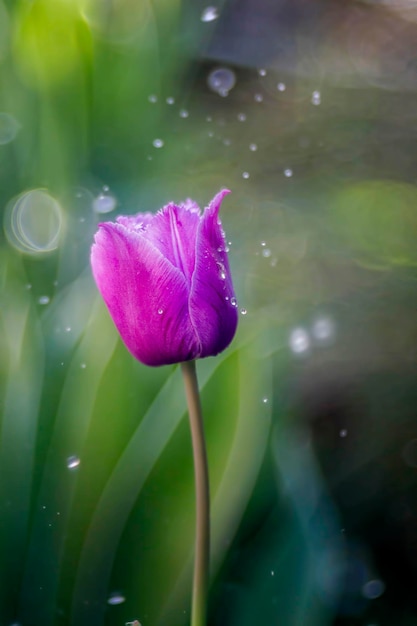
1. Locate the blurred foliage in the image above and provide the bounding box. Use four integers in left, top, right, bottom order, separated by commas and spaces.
2, 0, 417, 625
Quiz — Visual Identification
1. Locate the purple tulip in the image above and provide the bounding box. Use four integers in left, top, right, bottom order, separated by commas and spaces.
91, 189, 238, 366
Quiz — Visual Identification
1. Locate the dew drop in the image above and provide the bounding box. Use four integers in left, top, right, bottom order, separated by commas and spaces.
311, 90, 321, 106
254, 93, 263, 103
38, 295, 50, 305
284, 168, 293, 177
179, 109, 189, 118
277, 82, 286, 92
67, 455, 80, 470
201, 6, 219, 22
237, 113, 246, 122
230, 297, 238, 308
92, 193, 117, 214
242, 171, 250, 179
289, 327, 310, 354
153, 138, 164, 148
166, 96, 175, 105
207, 67, 236, 95
312, 317, 335, 342
249, 143, 258, 151
107, 592, 126, 605
240, 308, 247, 315
157, 308, 164, 315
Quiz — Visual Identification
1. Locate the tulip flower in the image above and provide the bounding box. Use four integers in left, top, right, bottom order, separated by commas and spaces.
90, 189, 238, 366
91, 189, 238, 626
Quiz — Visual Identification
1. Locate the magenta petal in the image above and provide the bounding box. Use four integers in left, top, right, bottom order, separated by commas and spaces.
91, 223, 200, 366
189, 189, 238, 357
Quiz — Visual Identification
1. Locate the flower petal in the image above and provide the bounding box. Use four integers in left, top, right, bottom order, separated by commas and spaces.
189, 189, 238, 357
118, 203, 201, 286
91, 222, 200, 366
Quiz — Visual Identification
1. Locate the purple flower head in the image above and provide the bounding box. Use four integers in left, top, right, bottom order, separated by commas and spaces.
91, 189, 238, 366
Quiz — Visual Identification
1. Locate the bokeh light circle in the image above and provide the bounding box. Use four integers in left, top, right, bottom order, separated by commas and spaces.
4, 189, 64, 255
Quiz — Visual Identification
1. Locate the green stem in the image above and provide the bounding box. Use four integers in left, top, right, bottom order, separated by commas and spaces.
181, 360, 210, 626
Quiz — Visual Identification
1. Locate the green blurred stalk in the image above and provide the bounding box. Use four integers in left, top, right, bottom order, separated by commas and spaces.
181, 361, 209, 626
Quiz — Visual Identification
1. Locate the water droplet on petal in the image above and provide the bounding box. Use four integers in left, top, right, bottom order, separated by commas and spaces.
107, 592, 126, 605
230, 297, 238, 308
38, 295, 50, 305
158, 308, 164, 315
153, 138, 164, 148
240, 308, 247, 315
67, 455, 80, 470
284, 168, 293, 177
311, 90, 321, 106
277, 82, 286, 92
201, 6, 219, 22
207, 67, 236, 95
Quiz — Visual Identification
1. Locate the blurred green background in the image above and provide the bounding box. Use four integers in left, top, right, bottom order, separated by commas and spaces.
2, 0, 417, 625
